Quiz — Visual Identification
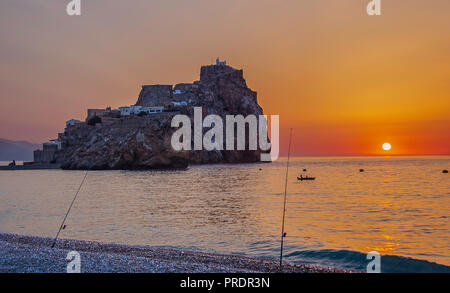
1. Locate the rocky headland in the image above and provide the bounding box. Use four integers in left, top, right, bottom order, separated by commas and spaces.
60, 113, 188, 170
58, 62, 267, 170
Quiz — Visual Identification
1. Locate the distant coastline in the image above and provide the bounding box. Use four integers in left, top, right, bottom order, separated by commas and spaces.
0, 138, 40, 161
0, 163, 60, 171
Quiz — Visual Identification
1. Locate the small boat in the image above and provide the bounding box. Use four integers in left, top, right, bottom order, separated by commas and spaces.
297, 175, 315, 181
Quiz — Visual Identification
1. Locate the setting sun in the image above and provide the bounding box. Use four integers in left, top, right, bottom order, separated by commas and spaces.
382, 143, 392, 151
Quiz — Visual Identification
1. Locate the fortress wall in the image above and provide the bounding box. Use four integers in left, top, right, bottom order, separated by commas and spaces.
33, 149, 56, 164
173, 83, 197, 102
200, 65, 237, 82
135, 85, 173, 107
134, 65, 244, 108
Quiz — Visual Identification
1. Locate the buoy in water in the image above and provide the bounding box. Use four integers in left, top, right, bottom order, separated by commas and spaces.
359, 169, 364, 172
303, 169, 307, 172
443, 170, 448, 173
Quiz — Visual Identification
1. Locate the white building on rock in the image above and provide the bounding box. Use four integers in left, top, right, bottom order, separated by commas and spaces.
66, 119, 81, 127
119, 105, 163, 116
216, 58, 226, 66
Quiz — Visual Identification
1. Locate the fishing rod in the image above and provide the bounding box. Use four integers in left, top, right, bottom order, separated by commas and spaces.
279, 128, 293, 268
51, 167, 90, 248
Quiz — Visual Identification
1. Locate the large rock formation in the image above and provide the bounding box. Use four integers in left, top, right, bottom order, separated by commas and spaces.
59, 63, 266, 170
135, 85, 173, 107
60, 114, 188, 170
183, 64, 265, 164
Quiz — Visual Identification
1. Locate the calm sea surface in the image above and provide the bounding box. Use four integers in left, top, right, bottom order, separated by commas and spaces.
0, 156, 449, 272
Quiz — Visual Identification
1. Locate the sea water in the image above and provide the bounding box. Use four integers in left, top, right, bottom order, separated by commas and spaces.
0, 156, 449, 272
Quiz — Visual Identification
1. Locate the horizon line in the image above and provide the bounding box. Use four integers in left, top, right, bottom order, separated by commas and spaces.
278, 154, 450, 157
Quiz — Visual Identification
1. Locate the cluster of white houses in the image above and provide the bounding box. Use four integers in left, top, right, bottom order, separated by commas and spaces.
118, 105, 164, 116
40, 100, 186, 162
87, 105, 166, 121
66, 104, 180, 127
38, 104, 168, 163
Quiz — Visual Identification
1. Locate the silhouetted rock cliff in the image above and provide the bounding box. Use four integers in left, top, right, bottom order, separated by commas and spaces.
59, 63, 266, 170
60, 114, 188, 170
185, 65, 264, 164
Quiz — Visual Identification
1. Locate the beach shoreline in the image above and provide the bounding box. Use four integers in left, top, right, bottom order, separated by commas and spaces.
0, 233, 355, 273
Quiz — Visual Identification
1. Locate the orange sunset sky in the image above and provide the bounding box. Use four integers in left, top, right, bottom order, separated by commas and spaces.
0, 0, 449, 156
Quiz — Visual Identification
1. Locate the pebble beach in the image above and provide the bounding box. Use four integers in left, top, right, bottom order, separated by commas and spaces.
0, 233, 354, 273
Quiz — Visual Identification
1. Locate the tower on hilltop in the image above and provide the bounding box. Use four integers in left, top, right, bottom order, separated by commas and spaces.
216, 58, 227, 66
